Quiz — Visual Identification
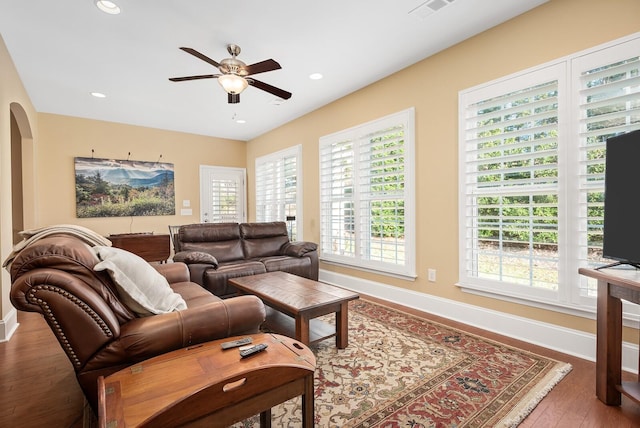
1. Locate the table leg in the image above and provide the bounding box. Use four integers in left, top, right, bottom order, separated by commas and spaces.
596, 279, 622, 405
259, 409, 272, 428
296, 314, 310, 345
302, 372, 315, 428
336, 302, 349, 349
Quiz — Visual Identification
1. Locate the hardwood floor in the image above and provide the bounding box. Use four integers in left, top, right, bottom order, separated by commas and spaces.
0, 311, 85, 428
2, 298, 640, 427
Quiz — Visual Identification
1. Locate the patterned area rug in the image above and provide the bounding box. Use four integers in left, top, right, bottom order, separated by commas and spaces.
235, 299, 572, 427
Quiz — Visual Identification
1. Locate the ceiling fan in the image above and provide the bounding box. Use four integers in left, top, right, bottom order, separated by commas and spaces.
169, 44, 292, 104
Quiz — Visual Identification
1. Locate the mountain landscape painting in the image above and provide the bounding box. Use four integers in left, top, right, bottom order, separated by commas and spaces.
75, 157, 175, 218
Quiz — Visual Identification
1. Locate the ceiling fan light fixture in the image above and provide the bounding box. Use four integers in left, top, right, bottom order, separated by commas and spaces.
218, 74, 248, 95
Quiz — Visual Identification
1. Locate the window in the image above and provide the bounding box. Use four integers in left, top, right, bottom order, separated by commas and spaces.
574, 41, 640, 303
255, 145, 302, 240
459, 34, 640, 312
319, 108, 416, 278
199, 166, 246, 223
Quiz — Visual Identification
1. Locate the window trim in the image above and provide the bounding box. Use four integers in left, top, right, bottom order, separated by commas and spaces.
319, 107, 416, 279
199, 165, 246, 223
457, 32, 640, 321
457, 61, 567, 304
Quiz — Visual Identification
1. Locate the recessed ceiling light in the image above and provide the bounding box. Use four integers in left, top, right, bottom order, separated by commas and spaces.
90, 92, 106, 98
309, 73, 323, 80
95, 1, 121, 15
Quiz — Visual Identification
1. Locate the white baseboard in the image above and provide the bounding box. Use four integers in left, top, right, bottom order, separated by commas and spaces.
0, 308, 19, 343
320, 269, 639, 374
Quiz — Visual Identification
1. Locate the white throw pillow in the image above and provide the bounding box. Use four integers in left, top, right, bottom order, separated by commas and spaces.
92, 246, 187, 316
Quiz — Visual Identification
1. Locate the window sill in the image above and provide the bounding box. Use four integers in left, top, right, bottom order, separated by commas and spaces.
456, 281, 640, 329
320, 258, 417, 282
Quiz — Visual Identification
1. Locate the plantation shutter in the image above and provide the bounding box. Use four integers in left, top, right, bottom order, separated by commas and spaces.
574, 39, 640, 299
460, 66, 561, 294
200, 166, 246, 223
319, 108, 415, 277
320, 137, 356, 258
255, 146, 301, 239
358, 125, 406, 265
210, 178, 240, 222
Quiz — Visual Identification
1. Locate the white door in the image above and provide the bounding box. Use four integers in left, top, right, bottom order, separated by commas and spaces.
199, 166, 246, 223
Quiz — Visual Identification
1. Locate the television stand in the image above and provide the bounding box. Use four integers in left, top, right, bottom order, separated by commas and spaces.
578, 267, 640, 407
595, 261, 640, 270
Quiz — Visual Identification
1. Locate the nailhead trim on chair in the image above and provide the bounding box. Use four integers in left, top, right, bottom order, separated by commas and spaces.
26, 285, 114, 368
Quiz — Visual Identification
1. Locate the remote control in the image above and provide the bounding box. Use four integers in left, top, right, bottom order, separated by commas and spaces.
239, 343, 268, 358
221, 337, 253, 350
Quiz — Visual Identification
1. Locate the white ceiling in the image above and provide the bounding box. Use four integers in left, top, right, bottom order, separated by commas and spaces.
0, 0, 547, 141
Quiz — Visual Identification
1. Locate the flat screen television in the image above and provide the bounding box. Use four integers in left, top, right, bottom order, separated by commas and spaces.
600, 128, 640, 269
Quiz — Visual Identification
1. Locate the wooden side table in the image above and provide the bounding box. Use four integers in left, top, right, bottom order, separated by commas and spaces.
98, 333, 316, 427
108, 233, 171, 263
579, 267, 640, 406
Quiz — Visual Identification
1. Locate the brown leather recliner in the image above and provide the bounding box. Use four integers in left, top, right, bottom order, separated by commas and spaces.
8, 233, 266, 411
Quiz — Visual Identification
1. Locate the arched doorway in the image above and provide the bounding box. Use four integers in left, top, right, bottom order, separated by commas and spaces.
9, 103, 33, 244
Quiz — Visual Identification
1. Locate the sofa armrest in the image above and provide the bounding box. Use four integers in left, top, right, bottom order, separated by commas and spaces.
153, 262, 190, 284
173, 251, 218, 268
182, 263, 218, 286
10, 268, 124, 369
108, 295, 266, 357
281, 241, 318, 257
80, 294, 265, 409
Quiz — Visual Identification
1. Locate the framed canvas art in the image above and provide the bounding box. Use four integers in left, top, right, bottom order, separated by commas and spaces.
75, 157, 175, 218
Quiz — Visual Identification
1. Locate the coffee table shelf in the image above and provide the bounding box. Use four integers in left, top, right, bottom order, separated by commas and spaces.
264, 307, 337, 345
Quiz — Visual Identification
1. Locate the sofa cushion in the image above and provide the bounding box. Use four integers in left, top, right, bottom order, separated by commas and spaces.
202, 260, 267, 297
261, 255, 312, 277
93, 246, 187, 317
240, 222, 290, 259
169, 281, 222, 307
178, 223, 244, 262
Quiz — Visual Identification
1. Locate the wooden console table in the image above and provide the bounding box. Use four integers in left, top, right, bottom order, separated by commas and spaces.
98, 333, 316, 427
579, 267, 640, 406
109, 233, 170, 263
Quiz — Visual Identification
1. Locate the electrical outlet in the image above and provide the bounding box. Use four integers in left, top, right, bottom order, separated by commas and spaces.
428, 268, 436, 282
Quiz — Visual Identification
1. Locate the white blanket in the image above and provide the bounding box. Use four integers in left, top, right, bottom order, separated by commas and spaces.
2, 224, 112, 269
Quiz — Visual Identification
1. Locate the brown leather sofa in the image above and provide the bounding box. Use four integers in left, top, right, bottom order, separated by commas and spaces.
173, 222, 319, 298
8, 233, 266, 411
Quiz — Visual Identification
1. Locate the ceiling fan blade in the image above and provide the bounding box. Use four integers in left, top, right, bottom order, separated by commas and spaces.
179, 47, 221, 68
248, 78, 292, 100
169, 74, 218, 82
244, 59, 281, 76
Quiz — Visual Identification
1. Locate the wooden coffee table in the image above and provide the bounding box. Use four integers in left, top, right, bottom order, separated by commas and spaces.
230, 271, 359, 349
98, 333, 315, 428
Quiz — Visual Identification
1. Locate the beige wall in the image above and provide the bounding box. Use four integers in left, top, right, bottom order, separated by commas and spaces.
0, 34, 38, 327
36, 113, 246, 236
2, 0, 640, 343
247, 0, 640, 341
